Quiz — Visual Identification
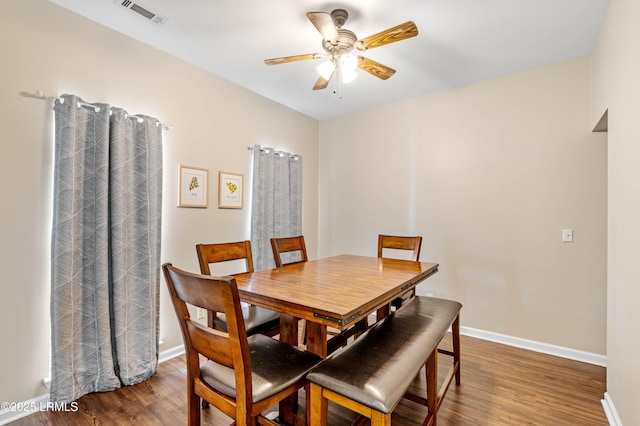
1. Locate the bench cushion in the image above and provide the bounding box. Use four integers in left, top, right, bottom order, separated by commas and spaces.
307, 296, 462, 413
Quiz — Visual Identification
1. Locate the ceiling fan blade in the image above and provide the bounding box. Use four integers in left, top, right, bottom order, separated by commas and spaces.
313, 70, 335, 90
307, 12, 339, 44
358, 57, 396, 80
356, 21, 418, 51
264, 53, 322, 66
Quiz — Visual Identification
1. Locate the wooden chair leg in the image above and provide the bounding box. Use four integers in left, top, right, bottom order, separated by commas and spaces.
304, 383, 312, 426
188, 384, 201, 426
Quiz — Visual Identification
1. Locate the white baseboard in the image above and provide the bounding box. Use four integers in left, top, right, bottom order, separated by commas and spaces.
601, 392, 622, 426
460, 326, 607, 367
0, 393, 50, 425
158, 344, 185, 363
0, 345, 186, 426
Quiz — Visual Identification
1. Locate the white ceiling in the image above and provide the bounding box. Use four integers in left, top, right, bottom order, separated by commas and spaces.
49, 0, 610, 120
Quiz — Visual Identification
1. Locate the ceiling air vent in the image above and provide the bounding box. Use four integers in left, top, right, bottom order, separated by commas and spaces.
116, 0, 167, 25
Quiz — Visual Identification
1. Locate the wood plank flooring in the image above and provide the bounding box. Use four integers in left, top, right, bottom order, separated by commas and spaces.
11, 334, 607, 425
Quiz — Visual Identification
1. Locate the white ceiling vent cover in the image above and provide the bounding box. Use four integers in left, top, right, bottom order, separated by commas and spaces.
115, 0, 167, 25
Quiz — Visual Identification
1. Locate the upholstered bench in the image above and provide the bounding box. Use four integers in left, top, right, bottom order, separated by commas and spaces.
307, 296, 462, 426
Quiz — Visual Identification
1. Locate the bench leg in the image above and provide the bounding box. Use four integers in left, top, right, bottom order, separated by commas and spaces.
371, 410, 392, 426
425, 347, 438, 426
452, 314, 461, 385
435, 314, 462, 386
309, 382, 328, 426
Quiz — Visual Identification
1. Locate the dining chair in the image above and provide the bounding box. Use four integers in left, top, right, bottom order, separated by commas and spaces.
270, 236, 310, 345
270, 235, 308, 267
162, 263, 322, 426
378, 234, 423, 309
196, 241, 280, 337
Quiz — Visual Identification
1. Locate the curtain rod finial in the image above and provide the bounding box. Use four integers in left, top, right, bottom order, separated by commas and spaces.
20, 90, 47, 100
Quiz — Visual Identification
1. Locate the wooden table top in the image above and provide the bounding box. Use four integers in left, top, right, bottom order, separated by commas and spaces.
234, 254, 439, 330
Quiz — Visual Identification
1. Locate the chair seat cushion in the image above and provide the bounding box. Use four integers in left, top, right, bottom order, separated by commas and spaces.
201, 334, 323, 403
307, 297, 462, 413
214, 303, 281, 336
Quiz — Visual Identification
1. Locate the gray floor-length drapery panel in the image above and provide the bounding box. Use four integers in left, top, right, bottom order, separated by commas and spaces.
50, 94, 163, 403
250, 145, 302, 271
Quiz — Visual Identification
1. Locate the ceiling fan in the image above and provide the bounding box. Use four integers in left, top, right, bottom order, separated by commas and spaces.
264, 9, 419, 90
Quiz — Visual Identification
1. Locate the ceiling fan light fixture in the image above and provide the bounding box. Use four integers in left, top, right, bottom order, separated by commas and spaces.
340, 53, 358, 72
341, 69, 358, 84
316, 60, 336, 80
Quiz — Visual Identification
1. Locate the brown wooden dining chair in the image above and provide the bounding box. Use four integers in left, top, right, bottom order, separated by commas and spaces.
270, 235, 308, 267
270, 236, 310, 345
378, 234, 423, 309
196, 241, 280, 337
162, 263, 322, 426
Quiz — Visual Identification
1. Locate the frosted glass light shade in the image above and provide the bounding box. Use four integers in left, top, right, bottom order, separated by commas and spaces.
316, 60, 335, 80
341, 69, 358, 83
340, 53, 358, 71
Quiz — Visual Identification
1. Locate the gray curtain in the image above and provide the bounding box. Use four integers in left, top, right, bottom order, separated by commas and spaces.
251, 145, 302, 271
50, 94, 163, 403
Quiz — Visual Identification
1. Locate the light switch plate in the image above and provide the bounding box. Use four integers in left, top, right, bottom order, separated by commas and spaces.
562, 229, 573, 243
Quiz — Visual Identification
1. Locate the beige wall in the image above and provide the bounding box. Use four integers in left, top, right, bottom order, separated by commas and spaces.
319, 57, 607, 354
0, 0, 318, 404
591, 0, 640, 424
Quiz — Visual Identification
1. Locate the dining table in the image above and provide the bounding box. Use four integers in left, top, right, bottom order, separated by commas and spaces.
233, 254, 439, 424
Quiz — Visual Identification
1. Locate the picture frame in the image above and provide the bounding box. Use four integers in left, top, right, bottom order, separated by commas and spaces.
218, 171, 244, 209
178, 164, 209, 208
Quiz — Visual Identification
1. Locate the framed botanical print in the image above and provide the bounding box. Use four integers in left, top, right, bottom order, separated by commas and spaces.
178, 164, 209, 208
218, 171, 243, 209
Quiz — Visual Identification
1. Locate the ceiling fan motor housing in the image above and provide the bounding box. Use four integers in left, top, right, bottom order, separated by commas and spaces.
323, 29, 357, 64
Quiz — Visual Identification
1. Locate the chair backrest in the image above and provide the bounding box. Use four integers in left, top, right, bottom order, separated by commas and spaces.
270, 235, 308, 268
162, 263, 253, 406
196, 240, 254, 275
377, 234, 423, 261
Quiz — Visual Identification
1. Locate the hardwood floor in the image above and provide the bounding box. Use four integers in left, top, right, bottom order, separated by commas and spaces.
12, 334, 607, 425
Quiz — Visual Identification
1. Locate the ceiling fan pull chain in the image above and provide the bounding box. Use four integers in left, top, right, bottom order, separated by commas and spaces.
334, 64, 343, 99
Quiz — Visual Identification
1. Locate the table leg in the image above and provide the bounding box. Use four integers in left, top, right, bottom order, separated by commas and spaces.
279, 314, 299, 347
305, 321, 328, 358
279, 314, 300, 425
376, 303, 391, 322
